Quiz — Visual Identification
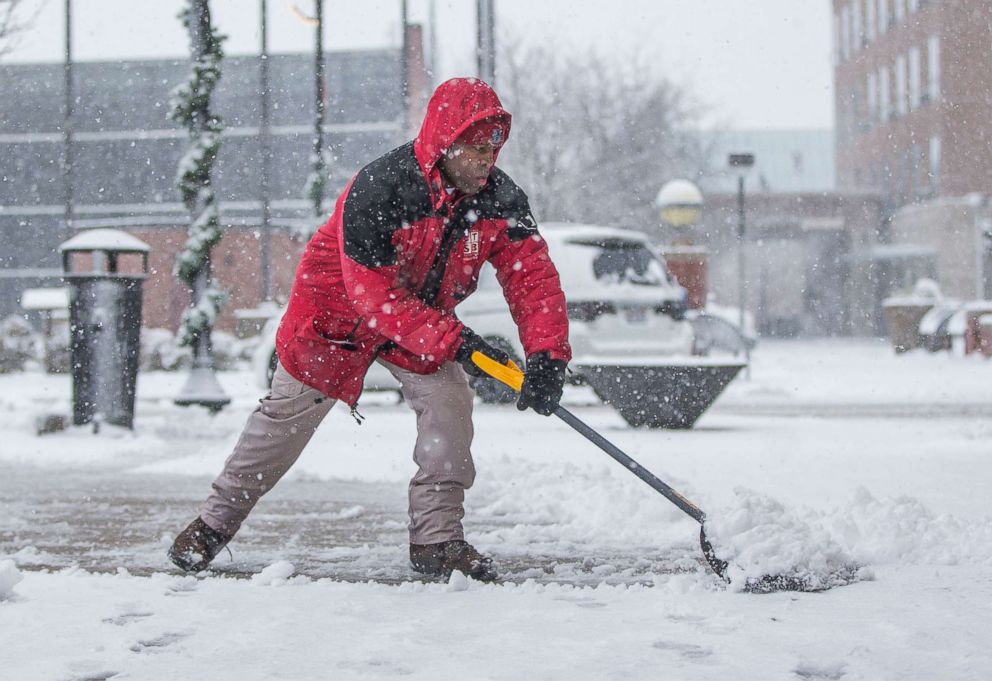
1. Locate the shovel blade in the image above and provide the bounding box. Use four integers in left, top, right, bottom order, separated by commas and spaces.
576, 361, 744, 429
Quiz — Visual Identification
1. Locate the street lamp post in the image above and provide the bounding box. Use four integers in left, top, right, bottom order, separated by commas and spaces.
728, 153, 755, 371
477, 0, 495, 85
259, 0, 273, 302
62, 0, 74, 240
655, 179, 706, 312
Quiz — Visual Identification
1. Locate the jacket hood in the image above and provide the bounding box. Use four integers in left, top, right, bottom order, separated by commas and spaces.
413, 78, 512, 180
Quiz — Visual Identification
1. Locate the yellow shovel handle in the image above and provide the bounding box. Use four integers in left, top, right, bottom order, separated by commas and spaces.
471, 351, 524, 392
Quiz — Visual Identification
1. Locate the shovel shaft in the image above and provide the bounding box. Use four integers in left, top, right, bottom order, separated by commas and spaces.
553, 406, 707, 525
470, 350, 708, 525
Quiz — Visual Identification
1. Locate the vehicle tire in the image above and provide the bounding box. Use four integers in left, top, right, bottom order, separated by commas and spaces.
267, 349, 278, 386
469, 337, 521, 404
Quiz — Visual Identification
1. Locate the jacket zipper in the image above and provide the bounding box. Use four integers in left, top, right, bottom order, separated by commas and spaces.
419, 208, 466, 306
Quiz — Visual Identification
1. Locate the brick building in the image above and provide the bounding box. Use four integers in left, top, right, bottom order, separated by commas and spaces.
832, 0, 992, 299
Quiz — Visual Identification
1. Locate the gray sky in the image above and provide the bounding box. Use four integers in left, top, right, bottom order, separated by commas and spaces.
4, 0, 834, 130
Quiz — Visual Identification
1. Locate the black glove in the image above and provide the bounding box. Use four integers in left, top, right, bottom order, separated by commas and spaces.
517, 352, 567, 416
454, 327, 511, 378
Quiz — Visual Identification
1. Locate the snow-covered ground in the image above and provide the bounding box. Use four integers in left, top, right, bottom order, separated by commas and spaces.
1, 338, 991, 680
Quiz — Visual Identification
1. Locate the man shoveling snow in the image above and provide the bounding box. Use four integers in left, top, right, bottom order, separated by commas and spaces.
168, 78, 571, 583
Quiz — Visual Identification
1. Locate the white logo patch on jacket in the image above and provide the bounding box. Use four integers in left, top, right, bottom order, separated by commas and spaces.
463, 230, 481, 258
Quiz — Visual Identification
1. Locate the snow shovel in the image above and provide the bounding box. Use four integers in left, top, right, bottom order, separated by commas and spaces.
471, 351, 819, 593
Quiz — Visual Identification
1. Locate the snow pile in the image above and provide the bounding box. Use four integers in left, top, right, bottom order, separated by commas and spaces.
446, 570, 471, 592
251, 560, 297, 586
827, 487, 992, 567
0, 559, 23, 600
704, 489, 864, 591
706, 486, 992, 592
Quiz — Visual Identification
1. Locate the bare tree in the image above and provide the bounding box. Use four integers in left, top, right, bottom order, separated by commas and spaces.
496, 38, 712, 231
0, 0, 37, 60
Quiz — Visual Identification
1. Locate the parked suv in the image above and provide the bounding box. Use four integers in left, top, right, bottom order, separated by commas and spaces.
252, 222, 691, 401
458, 222, 691, 401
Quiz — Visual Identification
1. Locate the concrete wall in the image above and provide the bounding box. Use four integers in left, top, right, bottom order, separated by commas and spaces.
890, 197, 991, 300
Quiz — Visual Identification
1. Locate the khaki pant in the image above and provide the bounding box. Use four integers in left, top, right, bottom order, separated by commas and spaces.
200, 360, 476, 545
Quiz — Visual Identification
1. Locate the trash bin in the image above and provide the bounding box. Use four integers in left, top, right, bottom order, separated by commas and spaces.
60, 229, 150, 430
962, 302, 992, 356
882, 298, 934, 353
979, 314, 992, 358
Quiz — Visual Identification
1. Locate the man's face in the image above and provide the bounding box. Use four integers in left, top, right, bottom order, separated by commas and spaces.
439, 142, 498, 195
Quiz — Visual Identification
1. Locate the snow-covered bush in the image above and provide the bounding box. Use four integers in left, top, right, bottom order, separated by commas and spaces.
911, 278, 943, 300
141, 328, 191, 371
44, 317, 71, 374
139, 327, 247, 372
0, 315, 40, 373
211, 330, 245, 370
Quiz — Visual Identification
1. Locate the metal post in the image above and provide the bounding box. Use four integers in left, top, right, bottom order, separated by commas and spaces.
259, 0, 273, 301
62, 0, 74, 237
737, 174, 745, 336
737, 174, 751, 376
728, 152, 754, 374
400, 0, 409, 134
427, 0, 437, 86
312, 0, 325, 214
174, 0, 230, 413
476, 0, 495, 85
190, 1, 215, 387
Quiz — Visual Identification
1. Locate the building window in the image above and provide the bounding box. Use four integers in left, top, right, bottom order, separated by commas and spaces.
895, 55, 908, 116
893, 0, 905, 23
929, 136, 941, 194
867, 72, 877, 124
927, 35, 940, 102
867, 0, 876, 41
911, 143, 923, 199
852, 84, 863, 134
841, 5, 851, 59
879, 65, 891, 122
909, 46, 922, 109
852, 0, 862, 50
833, 14, 841, 65
878, 0, 888, 34
907, 0, 918, 12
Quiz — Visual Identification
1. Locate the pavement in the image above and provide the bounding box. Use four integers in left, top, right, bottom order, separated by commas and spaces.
4, 338, 988, 586
0, 455, 701, 586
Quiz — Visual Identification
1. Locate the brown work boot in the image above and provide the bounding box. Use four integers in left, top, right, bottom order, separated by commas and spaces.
409, 540, 498, 582
167, 517, 232, 573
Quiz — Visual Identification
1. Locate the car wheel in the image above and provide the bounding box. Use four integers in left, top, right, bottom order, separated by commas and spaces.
267, 349, 278, 386
469, 337, 521, 404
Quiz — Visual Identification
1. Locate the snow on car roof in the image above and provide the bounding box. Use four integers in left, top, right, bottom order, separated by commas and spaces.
540, 222, 650, 245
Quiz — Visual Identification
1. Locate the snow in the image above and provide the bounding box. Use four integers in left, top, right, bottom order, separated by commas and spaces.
572, 355, 746, 367
18, 287, 70, 311
58, 228, 151, 253
1, 338, 992, 679
0, 559, 23, 600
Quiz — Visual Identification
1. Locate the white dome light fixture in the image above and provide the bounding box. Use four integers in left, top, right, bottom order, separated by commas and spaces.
655, 179, 703, 228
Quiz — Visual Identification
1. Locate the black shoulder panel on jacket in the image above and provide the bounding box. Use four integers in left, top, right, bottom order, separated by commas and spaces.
342, 142, 434, 268
463, 167, 539, 242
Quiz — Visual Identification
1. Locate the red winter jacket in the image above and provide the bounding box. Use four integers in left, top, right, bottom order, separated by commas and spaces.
276, 78, 571, 406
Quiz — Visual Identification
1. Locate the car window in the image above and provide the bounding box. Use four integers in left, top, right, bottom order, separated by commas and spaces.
566, 239, 670, 287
